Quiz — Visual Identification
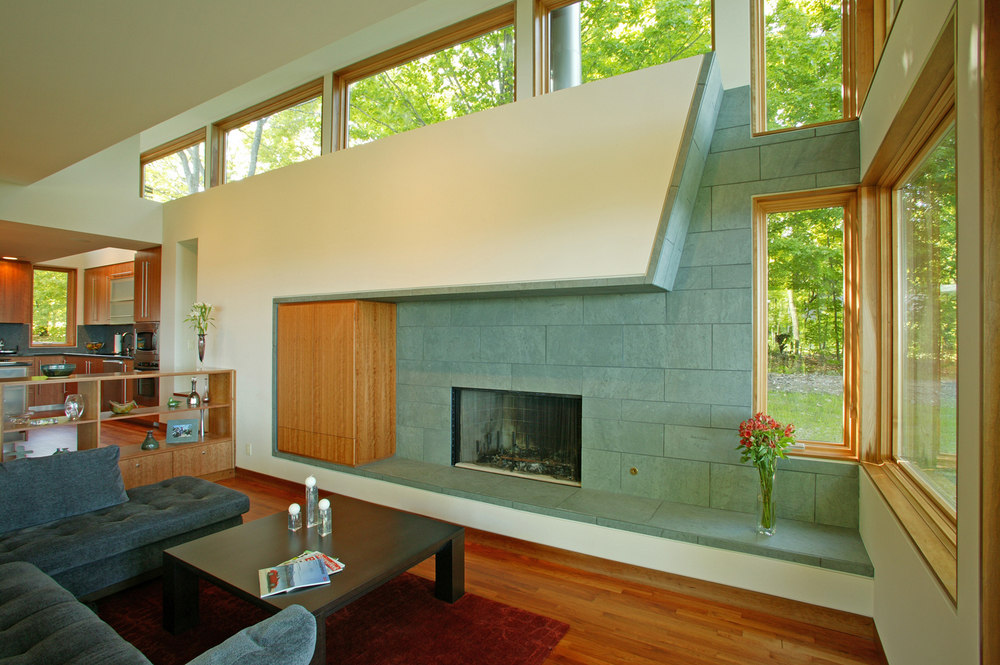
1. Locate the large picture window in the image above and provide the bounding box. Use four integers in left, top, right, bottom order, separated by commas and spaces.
539, 0, 713, 93
753, 189, 858, 458
31, 266, 76, 347
338, 7, 515, 149
894, 121, 957, 511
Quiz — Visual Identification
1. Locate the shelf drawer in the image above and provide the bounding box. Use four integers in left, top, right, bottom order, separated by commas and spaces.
119, 452, 173, 490
172, 439, 233, 477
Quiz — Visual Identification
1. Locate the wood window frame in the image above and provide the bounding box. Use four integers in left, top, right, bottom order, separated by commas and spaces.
534, 0, 716, 96
139, 129, 206, 199
29, 265, 77, 348
751, 0, 881, 136
210, 78, 324, 187
331, 4, 516, 152
751, 187, 860, 460
857, 12, 958, 603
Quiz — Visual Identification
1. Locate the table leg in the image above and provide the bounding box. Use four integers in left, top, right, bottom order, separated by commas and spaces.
309, 614, 327, 665
163, 554, 199, 634
434, 530, 465, 603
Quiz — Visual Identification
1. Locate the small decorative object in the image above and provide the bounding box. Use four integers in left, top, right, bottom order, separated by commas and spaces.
12, 444, 33, 460
185, 302, 215, 367
110, 399, 137, 415
64, 394, 84, 421
287, 503, 302, 532
202, 376, 210, 404
187, 378, 201, 408
140, 430, 159, 450
305, 476, 319, 529
7, 412, 32, 427
737, 413, 795, 536
166, 418, 200, 443
167, 397, 180, 409
318, 498, 332, 536
52, 448, 70, 455
29, 418, 58, 427
42, 363, 76, 377
85, 341, 104, 353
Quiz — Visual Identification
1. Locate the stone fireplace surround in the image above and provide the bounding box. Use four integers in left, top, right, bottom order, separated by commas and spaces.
272, 86, 869, 576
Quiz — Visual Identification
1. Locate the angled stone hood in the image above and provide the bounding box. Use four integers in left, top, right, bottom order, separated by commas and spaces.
166, 54, 723, 303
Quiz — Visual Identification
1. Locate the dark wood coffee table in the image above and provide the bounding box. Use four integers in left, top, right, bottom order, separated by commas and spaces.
162, 493, 464, 665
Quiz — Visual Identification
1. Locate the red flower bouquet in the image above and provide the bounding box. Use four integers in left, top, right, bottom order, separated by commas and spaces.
737, 413, 796, 535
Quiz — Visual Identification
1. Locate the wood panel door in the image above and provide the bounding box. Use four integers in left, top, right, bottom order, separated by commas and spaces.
84, 265, 110, 325
0, 260, 32, 324
276, 301, 356, 465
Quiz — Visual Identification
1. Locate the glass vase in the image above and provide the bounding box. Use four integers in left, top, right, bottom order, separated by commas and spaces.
64, 394, 84, 421
757, 469, 777, 536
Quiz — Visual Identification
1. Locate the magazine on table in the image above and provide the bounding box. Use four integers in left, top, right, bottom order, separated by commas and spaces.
258, 557, 330, 598
281, 550, 346, 575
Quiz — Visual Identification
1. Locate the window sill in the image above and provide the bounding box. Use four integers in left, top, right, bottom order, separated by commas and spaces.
862, 461, 957, 603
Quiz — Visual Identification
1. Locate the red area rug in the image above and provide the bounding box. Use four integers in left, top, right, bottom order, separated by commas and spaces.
98, 573, 568, 665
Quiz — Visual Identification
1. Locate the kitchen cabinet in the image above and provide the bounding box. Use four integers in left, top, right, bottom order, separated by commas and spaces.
276, 300, 396, 466
134, 247, 161, 322
83, 265, 109, 325
84, 262, 134, 325
0, 260, 32, 324
1, 368, 235, 488
29, 355, 68, 407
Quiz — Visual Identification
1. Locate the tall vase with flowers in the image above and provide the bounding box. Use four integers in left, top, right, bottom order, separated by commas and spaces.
185, 302, 215, 368
737, 413, 796, 536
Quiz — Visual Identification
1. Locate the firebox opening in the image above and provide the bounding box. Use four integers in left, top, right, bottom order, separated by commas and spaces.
452, 387, 582, 487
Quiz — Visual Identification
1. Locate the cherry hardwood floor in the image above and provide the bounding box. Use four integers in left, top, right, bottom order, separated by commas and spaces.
218, 473, 883, 665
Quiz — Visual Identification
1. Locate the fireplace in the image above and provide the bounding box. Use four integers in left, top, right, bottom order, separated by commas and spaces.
452, 388, 582, 486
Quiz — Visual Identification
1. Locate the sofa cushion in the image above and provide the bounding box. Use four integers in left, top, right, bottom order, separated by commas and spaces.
184, 604, 317, 665
0, 476, 249, 579
0, 561, 150, 664
0, 447, 128, 534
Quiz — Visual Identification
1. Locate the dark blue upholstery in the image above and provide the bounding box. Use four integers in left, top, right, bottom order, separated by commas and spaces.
0, 475, 250, 598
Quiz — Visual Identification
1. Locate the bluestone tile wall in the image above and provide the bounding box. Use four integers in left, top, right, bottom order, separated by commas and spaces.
395, 86, 861, 529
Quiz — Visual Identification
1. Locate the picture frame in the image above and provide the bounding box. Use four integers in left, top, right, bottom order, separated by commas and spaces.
166, 418, 200, 444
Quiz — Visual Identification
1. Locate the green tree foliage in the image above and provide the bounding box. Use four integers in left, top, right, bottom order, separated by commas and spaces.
143, 143, 205, 203
226, 97, 322, 182
348, 26, 515, 147
579, 0, 712, 83
764, 0, 843, 130
767, 207, 844, 373
32, 269, 69, 344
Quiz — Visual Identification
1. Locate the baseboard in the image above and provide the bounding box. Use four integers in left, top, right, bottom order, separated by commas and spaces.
234, 467, 876, 641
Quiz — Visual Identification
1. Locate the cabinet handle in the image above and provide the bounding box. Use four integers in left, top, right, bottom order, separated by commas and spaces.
135, 463, 140, 467
201, 450, 206, 455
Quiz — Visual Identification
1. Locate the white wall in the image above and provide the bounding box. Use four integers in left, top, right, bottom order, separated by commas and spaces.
0, 136, 161, 243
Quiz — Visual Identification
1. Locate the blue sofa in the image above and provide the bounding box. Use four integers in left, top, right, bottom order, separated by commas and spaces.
0, 560, 317, 665
0, 446, 248, 599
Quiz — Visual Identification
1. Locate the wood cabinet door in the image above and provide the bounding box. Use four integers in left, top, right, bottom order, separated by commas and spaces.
0, 260, 33, 324
173, 440, 233, 477
83, 266, 110, 325
31, 355, 66, 407
118, 452, 173, 490
276, 301, 355, 463
134, 247, 161, 322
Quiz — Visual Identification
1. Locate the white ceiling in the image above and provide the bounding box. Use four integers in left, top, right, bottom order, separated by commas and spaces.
0, 0, 424, 186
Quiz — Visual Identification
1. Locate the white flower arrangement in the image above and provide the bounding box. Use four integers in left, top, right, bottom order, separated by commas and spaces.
185, 302, 216, 335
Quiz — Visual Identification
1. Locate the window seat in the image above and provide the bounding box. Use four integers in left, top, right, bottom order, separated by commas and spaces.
303, 454, 873, 577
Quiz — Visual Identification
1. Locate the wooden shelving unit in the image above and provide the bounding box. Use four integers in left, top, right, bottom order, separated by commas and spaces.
1, 368, 235, 488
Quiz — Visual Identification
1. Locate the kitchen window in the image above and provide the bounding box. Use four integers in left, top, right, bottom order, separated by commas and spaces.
31, 266, 76, 347
537, 0, 713, 94
752, 188, 859, 459
140, 129, 207, 202
213, 79, 323, 185
334, 5, 515, 149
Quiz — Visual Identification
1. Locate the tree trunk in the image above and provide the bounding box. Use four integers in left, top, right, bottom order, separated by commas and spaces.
247, 118, 267, 177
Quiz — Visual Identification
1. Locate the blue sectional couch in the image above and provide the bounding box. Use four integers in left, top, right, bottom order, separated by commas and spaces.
0, 446, 248, 598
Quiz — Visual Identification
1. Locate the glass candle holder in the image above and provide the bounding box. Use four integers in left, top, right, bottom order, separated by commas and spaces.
305, 476, 318, 528
318, 498, 332, 536
288, 503, 302, 532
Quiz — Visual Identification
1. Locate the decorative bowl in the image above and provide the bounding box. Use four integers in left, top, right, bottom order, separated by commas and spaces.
85, 342, 104, 353
6, 412, 32, 426
110, 399, 137, 414
41, 363, 76, 377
